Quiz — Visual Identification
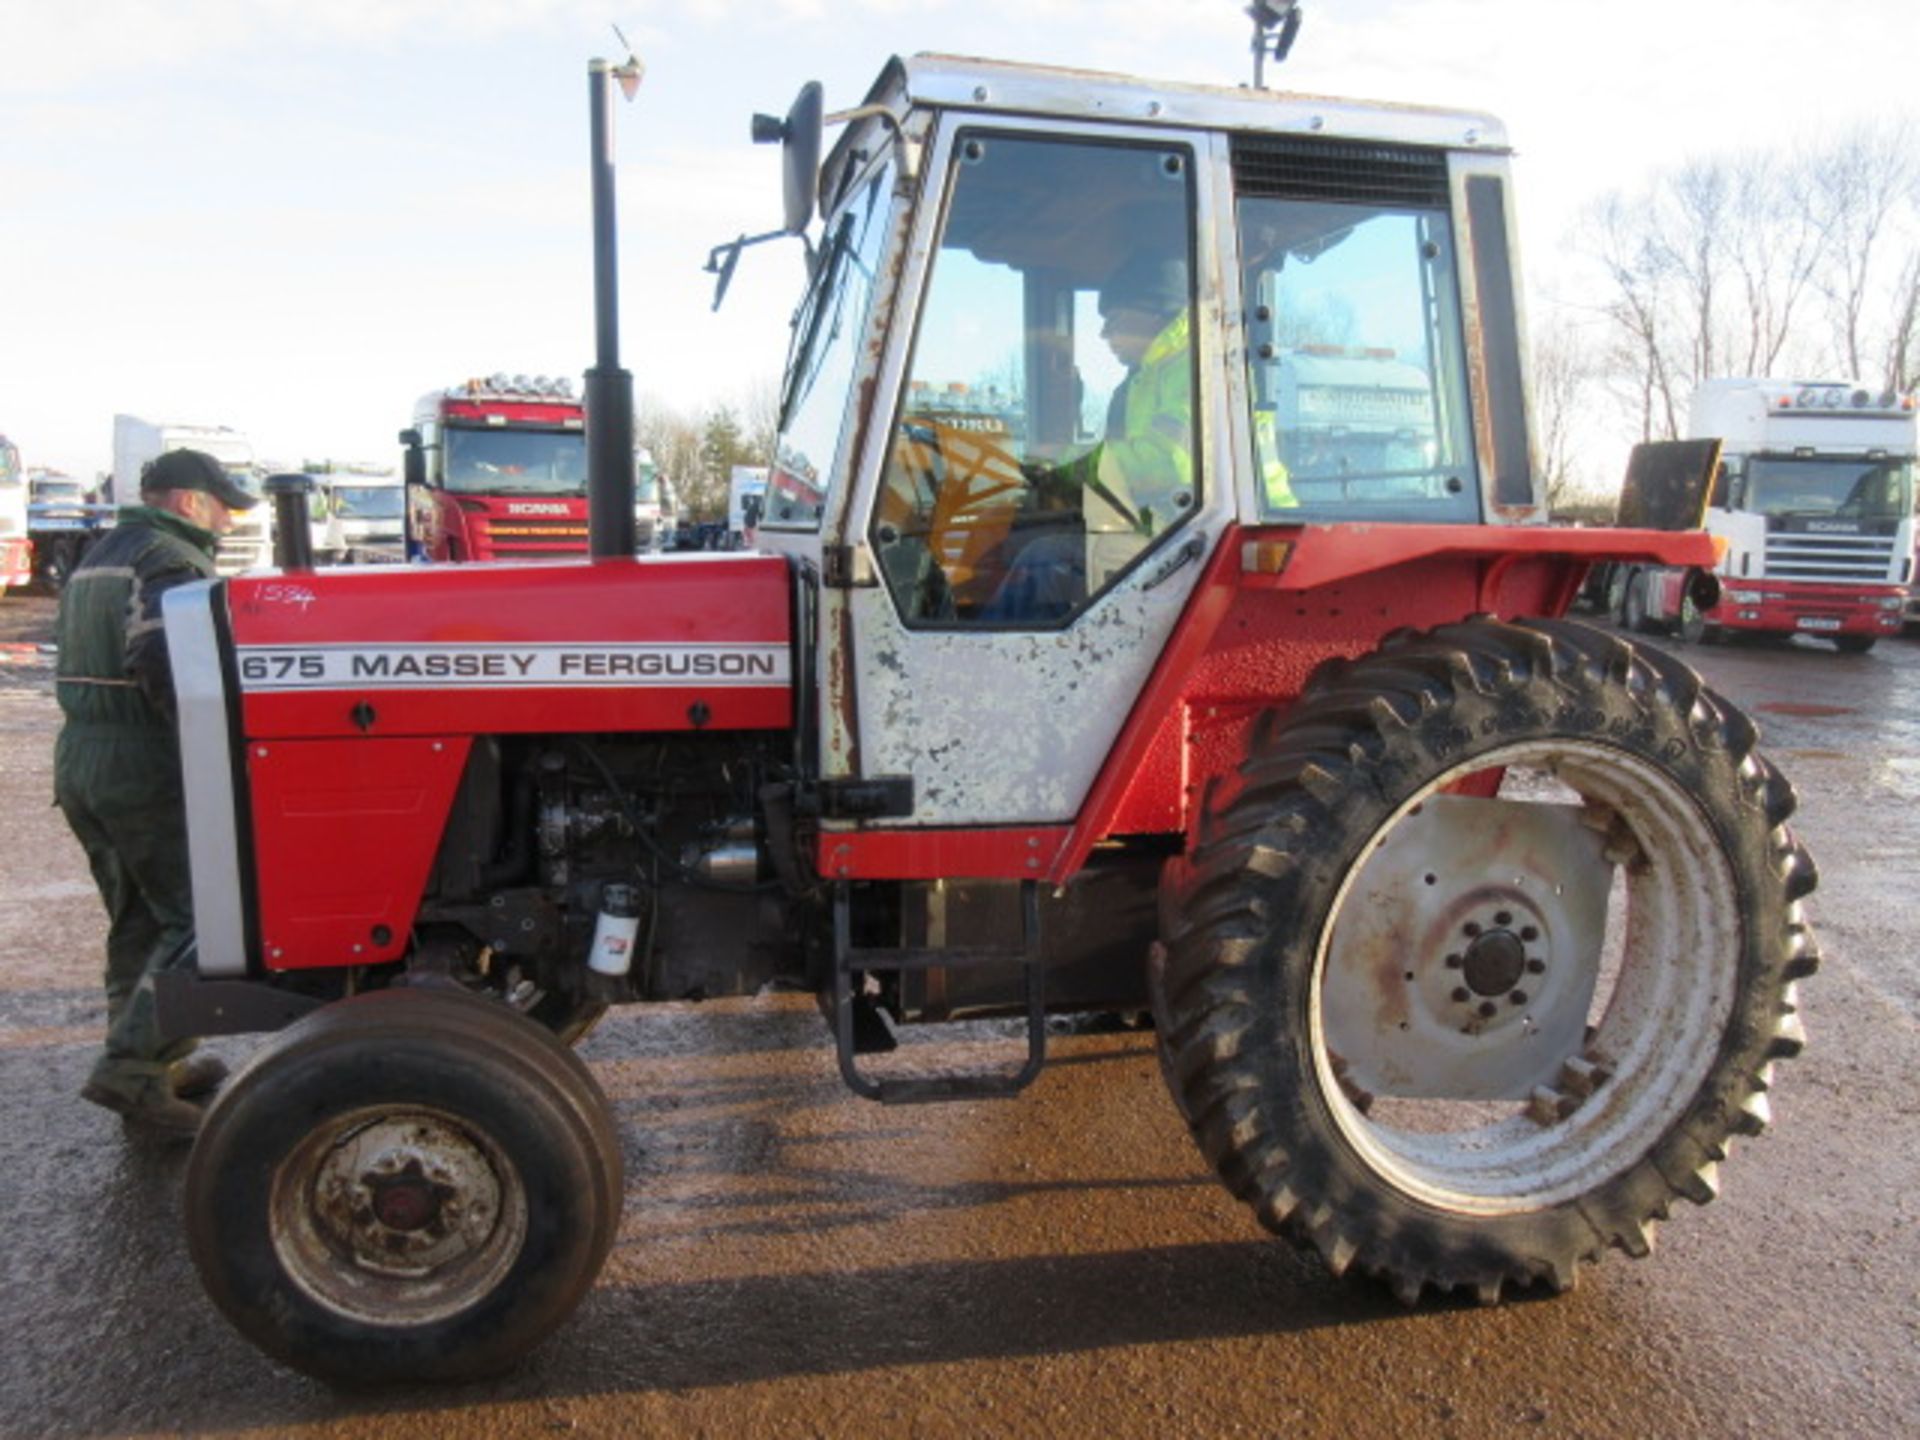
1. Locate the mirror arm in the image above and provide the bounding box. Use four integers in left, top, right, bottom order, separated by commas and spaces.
823, 104, 920, 183
703, 227, 799, 312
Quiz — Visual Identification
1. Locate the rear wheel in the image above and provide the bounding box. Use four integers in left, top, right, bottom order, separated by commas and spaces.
1159, 617, 1816, 1303
184, 987, 623, 1385
1678, 595, 1722, 646
1621, 571, 1656, 634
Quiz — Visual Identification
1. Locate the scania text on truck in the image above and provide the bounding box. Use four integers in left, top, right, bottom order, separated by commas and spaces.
1614, 378, 1916, 653
111, 415, 271, 576
0, 435, 31, 593
155, 39, 1816, 1387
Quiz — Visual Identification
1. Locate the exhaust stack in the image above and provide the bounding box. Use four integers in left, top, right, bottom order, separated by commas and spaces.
585, 58, 636, 560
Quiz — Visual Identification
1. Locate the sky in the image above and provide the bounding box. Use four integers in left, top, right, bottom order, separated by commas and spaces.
4, 0, 1917, 481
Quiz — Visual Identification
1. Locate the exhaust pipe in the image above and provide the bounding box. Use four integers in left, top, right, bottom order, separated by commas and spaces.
264, 473, 316, 571
585, 58, 636, 561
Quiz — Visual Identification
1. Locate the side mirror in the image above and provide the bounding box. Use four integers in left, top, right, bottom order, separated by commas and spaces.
399, 430, 426, 489
752, 81, 823, 235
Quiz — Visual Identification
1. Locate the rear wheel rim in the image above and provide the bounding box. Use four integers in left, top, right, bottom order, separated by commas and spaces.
1311, 738, 1740, 1216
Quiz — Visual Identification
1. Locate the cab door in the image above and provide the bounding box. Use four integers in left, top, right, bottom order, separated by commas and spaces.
830, 121, 1233, 828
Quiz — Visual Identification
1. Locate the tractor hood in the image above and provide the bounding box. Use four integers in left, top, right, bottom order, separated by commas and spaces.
184, 554, 795, 741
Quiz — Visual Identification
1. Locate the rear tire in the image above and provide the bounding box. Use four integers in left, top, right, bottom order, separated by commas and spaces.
1159, 617, 1816, 1303
1621, 571, 1656, 634
184, 987, 622, 1385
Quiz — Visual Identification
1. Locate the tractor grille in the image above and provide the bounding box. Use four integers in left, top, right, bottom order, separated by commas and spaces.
1232, 136, 1452, 208
478, 516, 589, 557
1764, 532, 1897, 584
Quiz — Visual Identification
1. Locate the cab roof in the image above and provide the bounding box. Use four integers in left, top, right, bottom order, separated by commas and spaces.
876, 52, 1505, 150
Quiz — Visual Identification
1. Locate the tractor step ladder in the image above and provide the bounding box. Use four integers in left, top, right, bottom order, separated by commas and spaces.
831, 879, 1046, 1104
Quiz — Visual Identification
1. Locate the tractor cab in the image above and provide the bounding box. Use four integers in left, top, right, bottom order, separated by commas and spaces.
745, 56, 1543, 834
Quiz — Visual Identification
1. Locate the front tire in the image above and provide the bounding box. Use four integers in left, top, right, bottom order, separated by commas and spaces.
1159, 617, 1816, 1303
184, 987, 623, 1385
1834, 635, 1876, 655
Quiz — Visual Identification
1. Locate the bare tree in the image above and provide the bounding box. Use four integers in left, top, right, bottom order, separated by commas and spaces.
1580, 125, 1920, 460
1809, 122, 1916, 383
635, 393, 708, 520
740, 374, 781, 467
1725, 152, 1828, 375
1585, 190, 1681, 440
1531, 313, 1601, 511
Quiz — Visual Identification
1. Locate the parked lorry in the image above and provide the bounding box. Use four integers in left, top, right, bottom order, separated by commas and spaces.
26, 471, 113, 591
1612, 378, 1916, 653
157, 45, 1815, 1386
401, 375, 591, 561
305, 463, 405, 565
0, 435, 32, 593
112, 415, 272, 576
728, 463, 769, 545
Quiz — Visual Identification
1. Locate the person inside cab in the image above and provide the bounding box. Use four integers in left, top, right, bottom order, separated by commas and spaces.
985, 254, 1196, 620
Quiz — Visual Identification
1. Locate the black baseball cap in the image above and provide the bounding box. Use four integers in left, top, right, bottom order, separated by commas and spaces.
142, 448, 260, 510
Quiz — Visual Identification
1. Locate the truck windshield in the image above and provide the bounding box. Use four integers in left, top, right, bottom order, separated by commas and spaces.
1745, 456, 1912, 523
443, 427, 587, 497
330, 485, 403, 518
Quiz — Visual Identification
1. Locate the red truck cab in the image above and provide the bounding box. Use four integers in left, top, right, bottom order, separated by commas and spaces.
401, 375, 589, 562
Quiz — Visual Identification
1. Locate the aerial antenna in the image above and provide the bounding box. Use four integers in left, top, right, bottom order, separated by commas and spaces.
1247, 2, 1303, 89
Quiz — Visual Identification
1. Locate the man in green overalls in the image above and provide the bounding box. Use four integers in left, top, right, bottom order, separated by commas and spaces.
55, 448, 257, 1136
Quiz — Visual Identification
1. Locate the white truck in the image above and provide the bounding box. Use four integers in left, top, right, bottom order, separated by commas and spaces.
727, 463, 768, 547
1616, 379, 1915, 653
1260, 347, 1450, 510
307, 464, 405, 565
0, 435, 31, 593
112, 415, 272, 576
635, 448, 677, 552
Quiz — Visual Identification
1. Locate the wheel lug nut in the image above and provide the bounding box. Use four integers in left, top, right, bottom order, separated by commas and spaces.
1444, 953, 1463, 969
1494, 910, 1513, 926
1520, 926, 1539, 942
1510, 991, 1528, 1005
1463, 922, 1482, 938
1452, 987, 1471, 1003
1526, 958, 1545, 974
1478, 1001, 1498, 1018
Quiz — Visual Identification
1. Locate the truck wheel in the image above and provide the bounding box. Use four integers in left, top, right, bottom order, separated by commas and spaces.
184, 987, 623, 1385
1620, 570, 1656, 634
1678, 596, 1721, 646
1834, 635, 1876, 655
1158, 617, 1816, 1304
41, 537, 79, 594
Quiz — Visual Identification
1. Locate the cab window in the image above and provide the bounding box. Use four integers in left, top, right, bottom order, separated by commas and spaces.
1240, 192, 1479, 521
765, 160, 895, 530
873, 133, 1198, 627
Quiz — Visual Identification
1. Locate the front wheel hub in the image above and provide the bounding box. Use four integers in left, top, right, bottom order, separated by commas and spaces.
272, 1106, 530, 1326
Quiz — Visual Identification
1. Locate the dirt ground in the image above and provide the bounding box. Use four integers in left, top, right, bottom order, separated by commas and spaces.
1, 590, 1915, 1439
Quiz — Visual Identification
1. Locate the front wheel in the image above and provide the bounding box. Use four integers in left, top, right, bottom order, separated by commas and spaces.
1159, 617, 1816, 1303
184, 987, 623, 1385
1834, 634, 1876, 655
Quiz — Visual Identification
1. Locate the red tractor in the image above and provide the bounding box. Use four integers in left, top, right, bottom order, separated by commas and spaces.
157, 50, 1813, 1385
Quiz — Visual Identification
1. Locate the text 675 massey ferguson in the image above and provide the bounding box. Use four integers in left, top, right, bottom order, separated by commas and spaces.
155, 45, 1816, 1386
